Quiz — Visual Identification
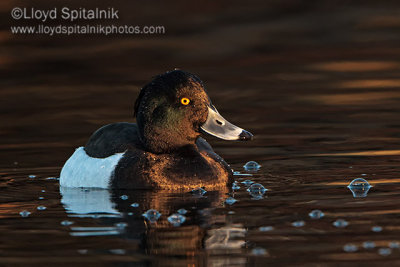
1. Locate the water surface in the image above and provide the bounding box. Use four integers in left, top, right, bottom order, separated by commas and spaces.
2, 1, 400, 265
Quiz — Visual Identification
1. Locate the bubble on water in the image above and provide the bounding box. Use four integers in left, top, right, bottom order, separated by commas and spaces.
191, 187, 207, 196
243, 161, 261, 171
110, 249, 126, 255
259, 226, 274, 232
38, 197, 44, 200
333, 219, 349, 228
247, 183, 267, 194
251, 247, 267, 255
130, 203, 139, 208
363, 241, 376, 249
228, 211, 235, 214
127, 212, 133, 216
28, 175, 36, 179
378, 248, 392, 256
45, 177, 59, 180
177, 208, 187, 215
167, 213, 186, 227
61, 220, 74, 226
389, 241, 400, 249
120, 195, 129, 200
232, 182, 241, 190
225, 197, 237, 205
41, 190, 45, 193
115, 222, 128, 229
347, 178, 372, 198
292, 221, 305, 227
19, 210, 31, 217
142, 209, 161, 223
248, 183, 267, 200
372, 226, 383, 232
78, 249, 88, 254
37, 206, 46, 211
343, 244, 358, 252
308, 209, 325, 219
361, 173, 367, 176
241, 180, 254, 187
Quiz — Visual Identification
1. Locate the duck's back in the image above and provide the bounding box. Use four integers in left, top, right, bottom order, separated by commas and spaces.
85, 122, 143, 158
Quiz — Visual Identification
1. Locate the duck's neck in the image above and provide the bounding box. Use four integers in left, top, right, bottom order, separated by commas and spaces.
139, 126, 198, 154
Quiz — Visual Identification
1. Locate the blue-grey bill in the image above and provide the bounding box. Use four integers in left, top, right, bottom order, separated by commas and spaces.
200, 106, 253, 141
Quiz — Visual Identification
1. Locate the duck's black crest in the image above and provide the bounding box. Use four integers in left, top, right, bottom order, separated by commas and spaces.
133, 70, 203, 117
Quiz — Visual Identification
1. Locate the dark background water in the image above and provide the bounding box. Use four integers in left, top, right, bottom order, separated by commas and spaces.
1, 0, 400, 266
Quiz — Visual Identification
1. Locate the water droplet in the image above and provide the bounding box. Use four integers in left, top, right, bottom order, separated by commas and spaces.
38, 197, 44, 200
389, 241, 400, 249
115, 222, 128, 229
167, 213, 186, 227
177, 208, 187, 215
41, 190, 45, 193
28, 175, 36, 179
372, 226, 382, 232
292, 221, 305, 227
225, 197, 237, 205
347, 178, 372, 198
191, 187, 207, 196
127, 212, 134, 216
343, 244, 358, 252
130, 203, 139, 208
361, 173, 367, 176
251, 247, 267, 255
228, 211, 235, 214
78, 249, 88, 254
308, 209, 324, 219
19, 210, 31, 217
232, 182, 241, 190
363, 241, 375, 249
37, 206, 46, 211
333, 219, 349, 228
110, 249, 126, 255
142, 209, 161, 223
61, 220, 74, 226
378, 248, 392, 256
243, 161, 261, 171
120, 195, 129, 200
241, 180, 254, 186
259, 226, 274, 232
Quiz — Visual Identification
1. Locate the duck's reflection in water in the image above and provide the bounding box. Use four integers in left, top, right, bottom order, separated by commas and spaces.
59, 186, 247, 265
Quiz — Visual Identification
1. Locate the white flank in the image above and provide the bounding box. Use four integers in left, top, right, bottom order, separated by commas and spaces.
60, 147, 125, 188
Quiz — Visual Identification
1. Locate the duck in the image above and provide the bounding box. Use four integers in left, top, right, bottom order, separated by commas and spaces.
59, 70, 253, 190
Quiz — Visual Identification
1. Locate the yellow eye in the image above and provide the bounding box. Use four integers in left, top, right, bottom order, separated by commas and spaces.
180, 97, 190, 105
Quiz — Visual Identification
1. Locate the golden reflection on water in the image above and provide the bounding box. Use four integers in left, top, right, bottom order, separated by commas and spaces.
310, 61, 400, 72
301, 92, 400, 105
323, 178, 400, 186
337, 79, 400, 89
312, 150, 400, 157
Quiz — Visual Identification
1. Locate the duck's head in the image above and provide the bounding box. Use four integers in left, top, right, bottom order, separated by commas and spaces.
134, 70, 253, 154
